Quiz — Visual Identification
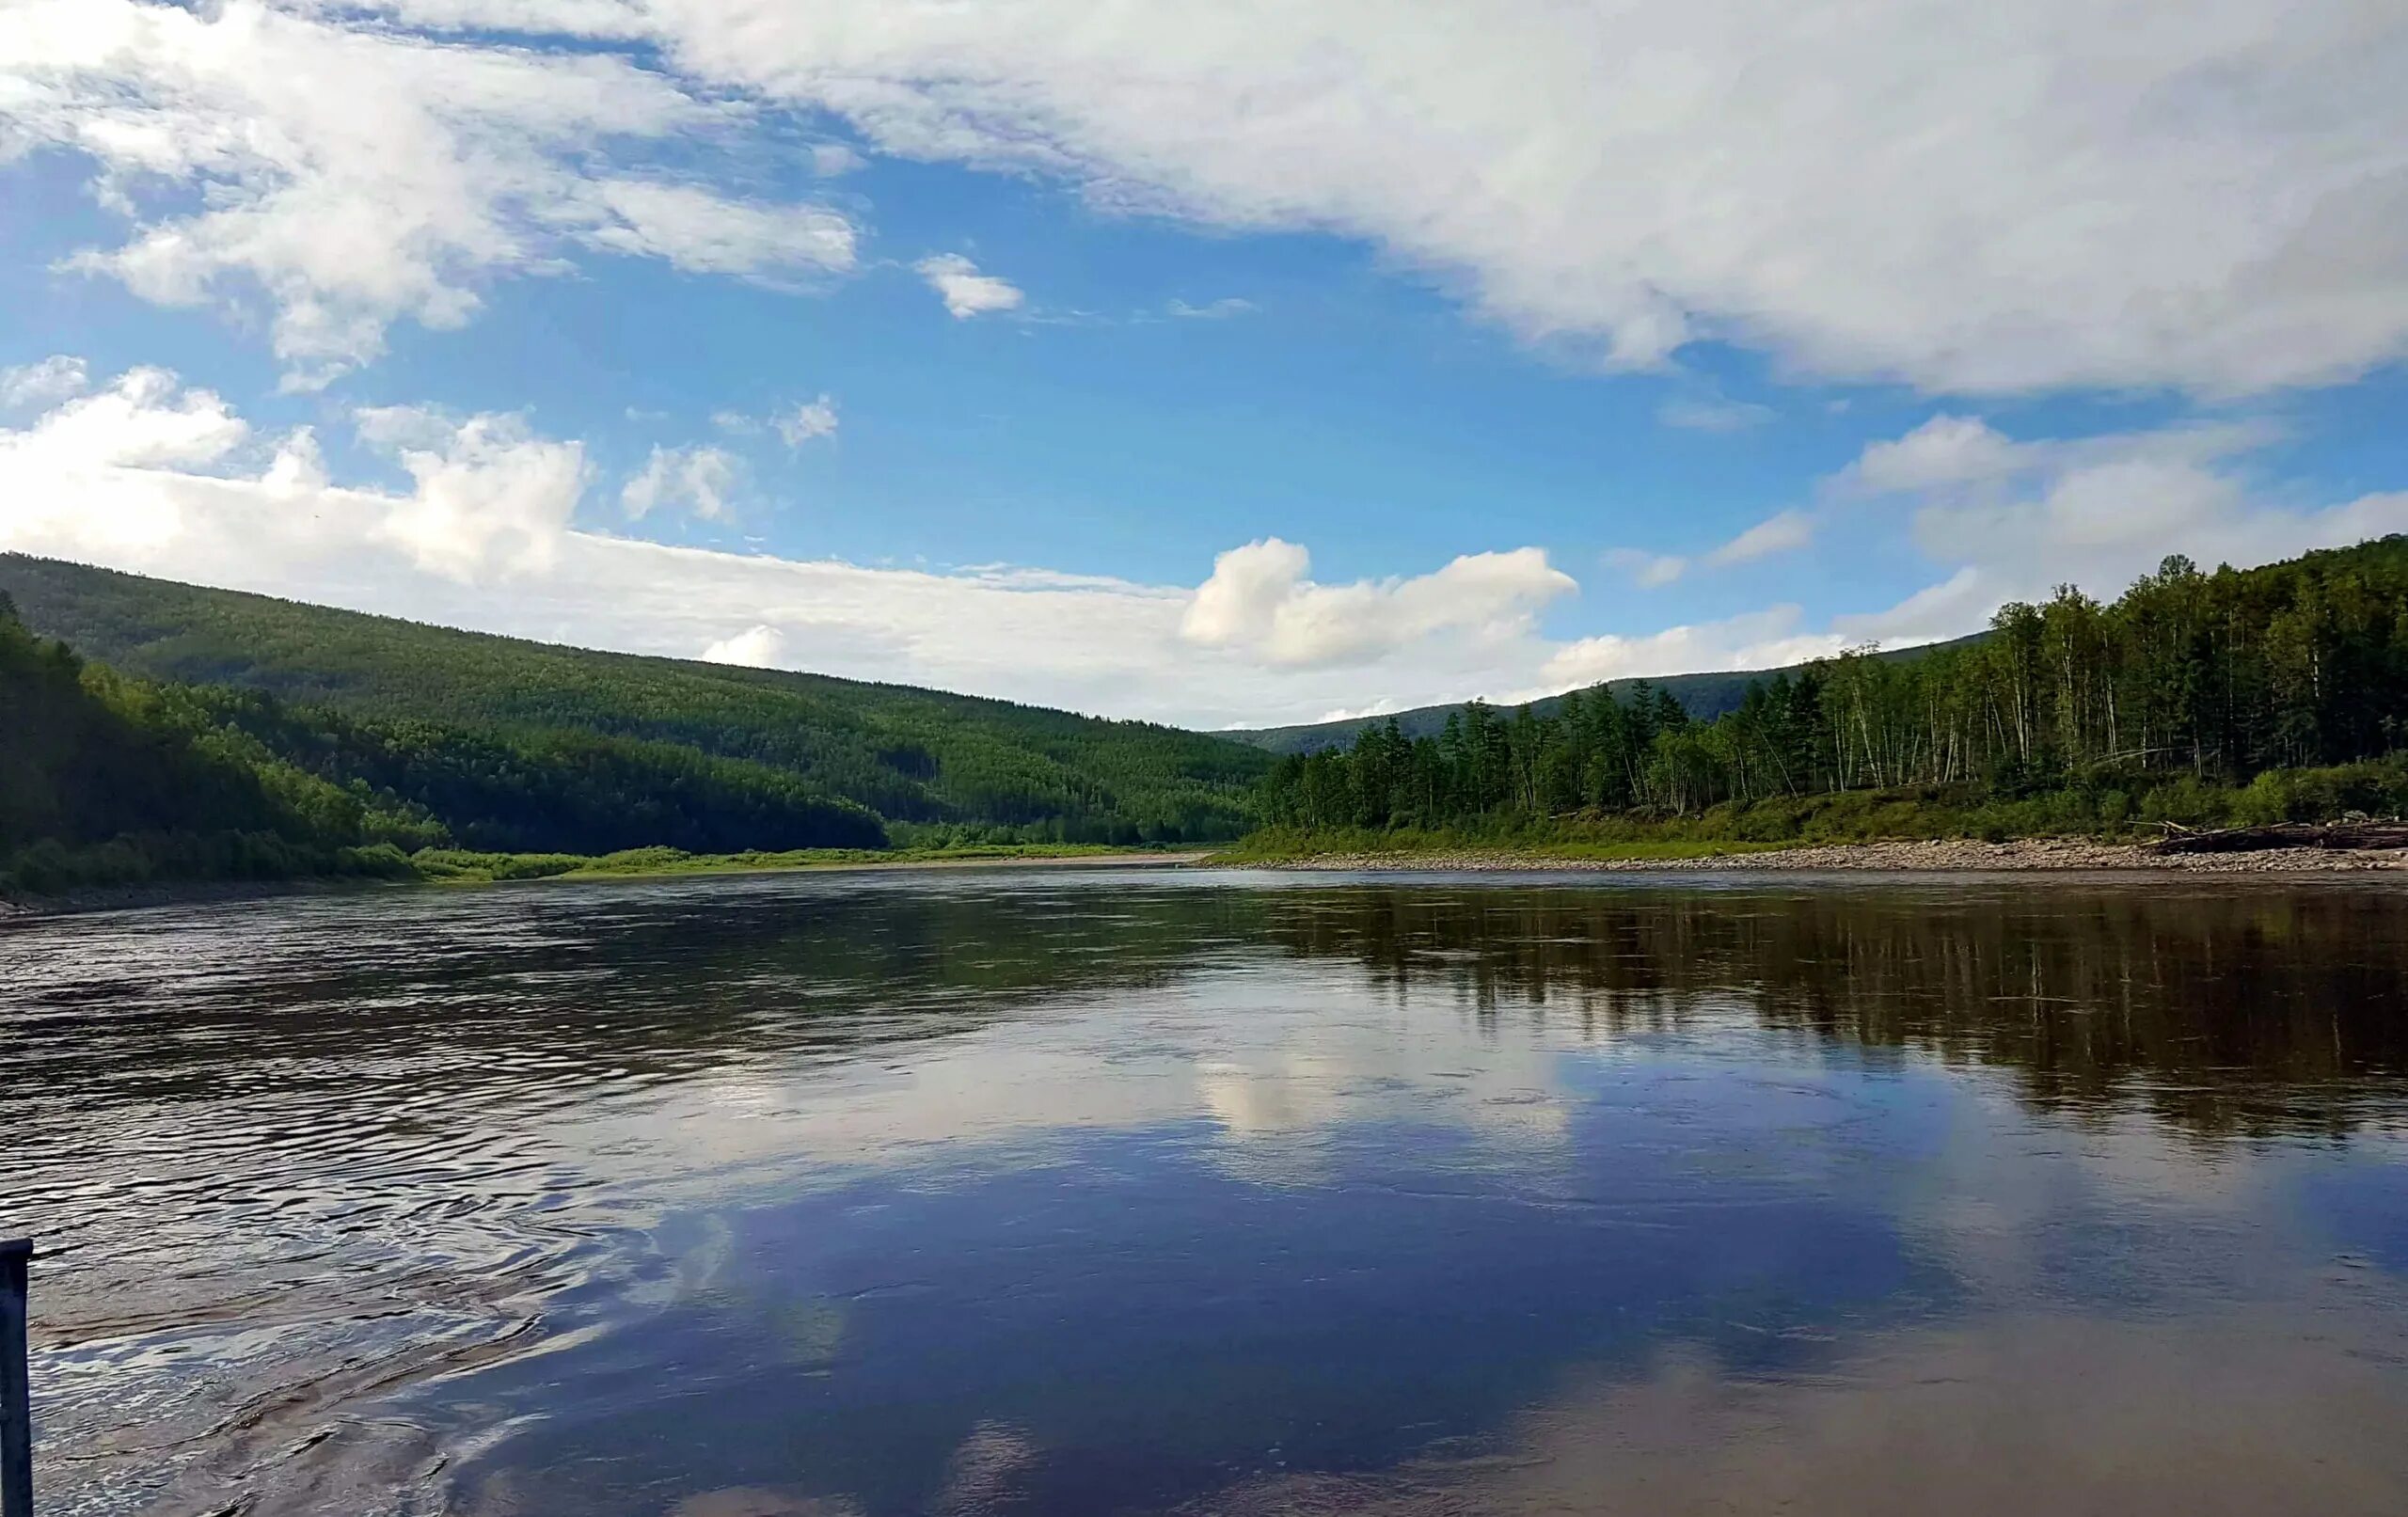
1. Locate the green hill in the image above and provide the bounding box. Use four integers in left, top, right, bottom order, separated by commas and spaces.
0, 555, 1271, 853
1, 592, 420, 894
1231, 638, 1984, 755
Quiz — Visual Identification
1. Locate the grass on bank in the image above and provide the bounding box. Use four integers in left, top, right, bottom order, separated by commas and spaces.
0, 836, 1182, 901
409, 841, 1149, 883
1220, 758, 2408, 862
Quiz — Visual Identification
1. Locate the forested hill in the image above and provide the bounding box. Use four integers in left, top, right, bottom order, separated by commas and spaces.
0, 555, 1270, 848
1, 592, 420, 893
1232, 638, 1981, 755
1256, 537, 2408, 839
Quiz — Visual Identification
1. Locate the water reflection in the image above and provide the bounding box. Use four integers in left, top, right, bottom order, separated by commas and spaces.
2, 871, 2406, 1515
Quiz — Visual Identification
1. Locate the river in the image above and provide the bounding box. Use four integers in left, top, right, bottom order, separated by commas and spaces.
4, 868, 2407, 1515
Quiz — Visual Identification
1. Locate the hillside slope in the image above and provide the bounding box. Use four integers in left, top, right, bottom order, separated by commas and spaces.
0, 593, 416, 893
0, 555, 1270, 845
1232, 638, 1982, 755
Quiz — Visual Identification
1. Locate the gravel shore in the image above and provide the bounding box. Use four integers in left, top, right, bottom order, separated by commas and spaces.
1269, 837, 2408, 874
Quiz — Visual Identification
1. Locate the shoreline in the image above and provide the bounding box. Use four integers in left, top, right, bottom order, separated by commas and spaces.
1246, 836, 2408, 875
17, 839, 2408, 923
1, 848, 1215, 924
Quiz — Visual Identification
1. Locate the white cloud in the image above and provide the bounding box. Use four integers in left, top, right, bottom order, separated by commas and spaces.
1166, 296, 1256, 320
10, 3, 2406, 398
622, 443, 739, 521
1180, 537, 1576, 669
617, 0, 2408, 396
1604, 548, 1688, 589
362, 407, 586, 579
0, 0, 854, 385
1844, 415, 2028, 494
1607, 512, 1812, 591
0, 370, 581, 582
709, 395, 838, 446
576, 180, 856, 278
1833, 414, 2408, 646
1703, 508, 1814, 566
1530, 606, 1847, 694
914, 254, 1025, 320
807, 142, 866, 176
0, 356, 89, 409
775, 395, 839, 447
701, 624, 786, 667
0, 362, 1596, 726
11, 363, 2405, 731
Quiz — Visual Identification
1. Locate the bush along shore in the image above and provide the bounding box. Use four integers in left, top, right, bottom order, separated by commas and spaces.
1246, 836, 2408, 874
1222, 767, 2408, 874
0, 842, 1203, 919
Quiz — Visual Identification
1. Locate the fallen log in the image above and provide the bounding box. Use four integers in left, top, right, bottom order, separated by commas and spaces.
2149, 820, 2408, 854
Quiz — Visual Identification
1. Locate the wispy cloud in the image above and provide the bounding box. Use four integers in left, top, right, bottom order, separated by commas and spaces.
1657, 395, 1774, 432
1703, 509, 1814, 566
623, 444, 740, 521
1604, 548, 1688, 589
776, 395, 840, 447
1167, 296, 1257, 320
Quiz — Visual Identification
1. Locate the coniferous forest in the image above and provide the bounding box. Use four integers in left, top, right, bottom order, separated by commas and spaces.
1254, 538, 2408, 844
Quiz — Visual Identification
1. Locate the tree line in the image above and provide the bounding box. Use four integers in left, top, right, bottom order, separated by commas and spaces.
1259, 538, 2408, 833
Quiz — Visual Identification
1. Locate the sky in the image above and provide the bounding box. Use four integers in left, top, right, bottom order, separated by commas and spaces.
2, 1, 2405, 730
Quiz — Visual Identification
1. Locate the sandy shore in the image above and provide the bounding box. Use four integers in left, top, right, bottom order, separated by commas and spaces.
1265, 837, 2408, 874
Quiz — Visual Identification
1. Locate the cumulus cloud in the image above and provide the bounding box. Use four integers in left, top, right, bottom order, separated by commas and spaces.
1843, 415, 2029, 495
0, 0, 855, 385
622, 443, 739, 521
0, 369, 582, 582
1180, 538, 1576, 668
702, 624, 786, 667
368, 411, 586, 579
0, 356, 90, 409
914, 254, 1025, 320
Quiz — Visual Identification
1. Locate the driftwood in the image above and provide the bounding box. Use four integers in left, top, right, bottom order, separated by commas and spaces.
2149, 820, 2408, 854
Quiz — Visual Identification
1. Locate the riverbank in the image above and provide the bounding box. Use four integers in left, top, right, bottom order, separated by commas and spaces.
1, 845, 1214, 922
410, 842, 1211, 883
1254, 836, 2408, 873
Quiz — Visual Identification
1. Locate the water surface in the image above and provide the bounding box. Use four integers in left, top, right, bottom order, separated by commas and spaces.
5, 869, 2408, 1515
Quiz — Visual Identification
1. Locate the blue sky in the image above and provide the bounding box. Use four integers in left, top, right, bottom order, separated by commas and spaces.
4, 1, 2406, 727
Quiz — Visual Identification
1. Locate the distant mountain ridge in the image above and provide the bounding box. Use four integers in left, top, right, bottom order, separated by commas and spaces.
1230, 638, 1985, 755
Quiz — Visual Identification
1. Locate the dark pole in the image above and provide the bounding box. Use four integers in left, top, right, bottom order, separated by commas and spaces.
0, 1240, 28, 1517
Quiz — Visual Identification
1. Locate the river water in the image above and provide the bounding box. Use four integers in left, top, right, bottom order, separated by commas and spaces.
4, 868, 2408, 1515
